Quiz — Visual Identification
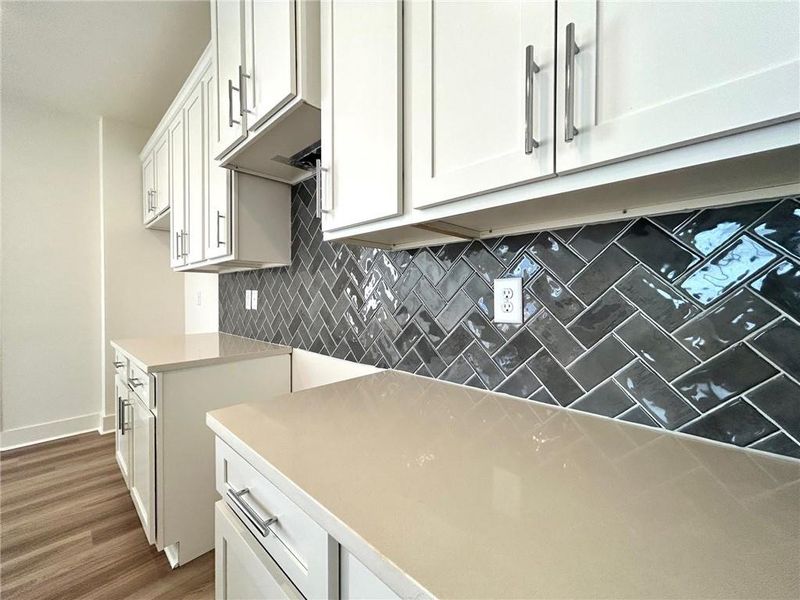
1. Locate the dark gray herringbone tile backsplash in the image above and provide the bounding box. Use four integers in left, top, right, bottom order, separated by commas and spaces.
220, 180, 800, 460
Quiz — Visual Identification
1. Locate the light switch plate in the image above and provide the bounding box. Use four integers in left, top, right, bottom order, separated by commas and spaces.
493, 278, 523, 324
251, 290, 258, 310
245, 290, 252, 310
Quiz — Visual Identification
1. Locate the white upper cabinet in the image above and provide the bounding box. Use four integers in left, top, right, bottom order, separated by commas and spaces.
555, 0, 800, 173
141, 152, 156, 224
169, 113, 186, 269
211, 0, 320, 184
184, 81, 206, 266
244, 0, 297, 130
407, 0, 556, 209
320, 0, 403, 232
212, 0, 248, 159
153, 133, 170, 216
143, 46, 291, 273
205, 68, 231, 261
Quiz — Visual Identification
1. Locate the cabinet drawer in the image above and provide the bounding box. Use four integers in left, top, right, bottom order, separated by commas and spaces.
113, 350, 128, 377
215, 501, 303, 600
215, 438, 337, 599
127, 362, 153, 408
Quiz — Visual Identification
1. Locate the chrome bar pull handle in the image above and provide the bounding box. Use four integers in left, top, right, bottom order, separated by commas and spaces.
238, 65, 252, 116
565, 23, 580, 143
175, 231, 181, 260
228, 79, 240, 126
121, 400, 132, 433
524, 44, 541, 154
216, 211, 226, 247
181, 231, 189, 257
113, 361, 124, 369
315, 159, 330, 219
128, 377, 143, 388
226, 486, 278, 537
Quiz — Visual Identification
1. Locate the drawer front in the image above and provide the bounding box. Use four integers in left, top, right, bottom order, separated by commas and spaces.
127, 362, 153, 408
216, 438, 337, 599
113, 350, 128, 377
215, 501, 303, 600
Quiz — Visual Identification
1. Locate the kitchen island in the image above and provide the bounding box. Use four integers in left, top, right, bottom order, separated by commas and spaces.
207, 369, 800, 599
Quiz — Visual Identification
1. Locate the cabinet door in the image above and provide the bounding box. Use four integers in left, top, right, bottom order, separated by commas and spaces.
169, 114, 186, 269
130, 396, 156, 545
407, 0, 556, 209
205, 68, 232, 260
114, 376, 131, 488
212, 0, 248, 159
244, 0, 296, 130
215, 502, 303, 600
185, 82, 206, 265
142, 152, 156, 224
555, 0, 800, 173
320, 0, 402, 232
153, 133, 170, 215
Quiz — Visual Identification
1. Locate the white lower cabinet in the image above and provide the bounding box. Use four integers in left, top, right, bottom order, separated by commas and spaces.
130, 392, 156, 545
111, 343, 291, 567
213, 436, 400, 600
215, 502, 303, 600
114, 376, 132, 487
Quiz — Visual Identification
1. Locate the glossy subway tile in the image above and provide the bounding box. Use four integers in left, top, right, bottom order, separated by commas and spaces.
674, 288, 778, 361
675, 202, 773, 256
528, 270, 584, 323
616, 265, 700, 332
680, 398, 777, 447
614, 361, 698, 429
751, 198, 800, 259
673, 344, 777, 413
749, 260, 800, 322
618, 219, 700, 281
679, 235, 777, 306
616, 313, 699, 380
221, 185, 800, 459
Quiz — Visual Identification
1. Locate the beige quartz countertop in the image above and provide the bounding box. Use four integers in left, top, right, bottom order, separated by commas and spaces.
111, 332, 290, 373
207, 370, 800, 600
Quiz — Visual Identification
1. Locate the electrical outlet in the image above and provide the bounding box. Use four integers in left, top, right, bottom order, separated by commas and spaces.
493, 278, 523, 324
245, 290, 252, 310
251, 290, 258, 310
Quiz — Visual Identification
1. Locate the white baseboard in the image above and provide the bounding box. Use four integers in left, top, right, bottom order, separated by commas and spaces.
0, 413, 100, 451
98, 413, 116, 434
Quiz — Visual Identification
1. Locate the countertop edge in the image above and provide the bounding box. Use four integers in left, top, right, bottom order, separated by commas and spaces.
205, 410, 435, 600
110, 339, 292, 373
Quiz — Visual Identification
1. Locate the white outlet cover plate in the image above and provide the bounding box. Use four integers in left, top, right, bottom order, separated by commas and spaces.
251, 290, 258, 310
493, 277, 523, 324
245, 290, 252, 310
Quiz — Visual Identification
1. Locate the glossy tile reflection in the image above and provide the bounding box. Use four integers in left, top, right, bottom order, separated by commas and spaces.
616, 266, 699, 331
675, 202, 772, 255
675, 288, 779, 360
528, 271, 584, 323
673, 345, 777, 412
679, 235, 777, 305
752, 198, 800, 258
750, 260, 800, 321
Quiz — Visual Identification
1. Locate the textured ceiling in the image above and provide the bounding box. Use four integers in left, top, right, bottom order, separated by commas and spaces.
1, 0, 210, 129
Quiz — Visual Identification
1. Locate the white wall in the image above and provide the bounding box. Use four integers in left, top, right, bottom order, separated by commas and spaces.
1, 98, 102, 446
184, 272, 218, 334
99, 117, 185, 428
